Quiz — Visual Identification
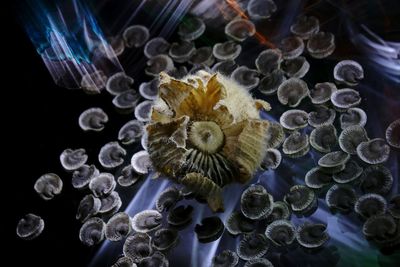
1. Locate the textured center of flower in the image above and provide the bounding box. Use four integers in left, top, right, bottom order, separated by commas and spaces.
189, 121, 224, 153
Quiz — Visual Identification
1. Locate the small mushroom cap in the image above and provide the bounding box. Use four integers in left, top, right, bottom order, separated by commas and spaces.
111, 256, 135, 267
279, 36, 304, 59
284, 185, 316, 214
281, 56, 310, 78
325, 184, 356, 213
310, 124, 337, 153
189, 47, 214, 66
296, 223, 329, 248
333, 160, 363, 184
280, 109, 308, 130
105, 212, 131, 241
355, 193, 387, 219
265, 219, 296, 246
16, 213, 45, 240
98, 142, 127, 169
76, 194, 101, 222
261, 148, 282, 169
277, 78, 309, 107
385, 119, 400, 148
225, 19, 256, 42
106, 72, 134, 96
117, 165, 142, 187
237, 233, 269, 260
145, 55, 175, 77
123, 25, 149, 48
362, 214, 396, 239
112, 90, 140, 110
155, 186, 183, 212
139, 251, 169, 267
257, 69, 286, 95
339, 125, 369, 154
244, 258, 274, 267
194, 216, 224, 243
360, 165, 393, 195
265, 121, 285, 148
144, 37, 170, 58
340, 107, 367, 129
79, 107, 109, 132
290, 15, 320, 39
308, 107, 336, 128
306, 31, 335, 58
305, 167, 332, 189
331, 88, 361, 109
60, 148, 88, 171
131, 150, 152, 174
178, 16, 206, 41
169, 41, 195, 63
131, 210, 162, 233
308, 82, 337, 104
356, 138, 390, 164
72, 164, 99, 189
388, 195, 400, 219
334, 60, 364, 86
34, 173, 63, 200
79, 217, 105, 246
152, 228, 179, 251
118, 120, 144, 145
99, 191, 122, 214
211, 60, 238, 76
318, 151, 350, 167
89, 173, 116, 198
248, 0, 277, 20
255, 49, 282, 75
134, 100, 154, 122
213, 41, 242, 61
212, 250, 239, 267
167, 205, 193, 228
123, 233, 152, 262
240, 185, 273, 220
231, 66, 260, 91
167, 66, 189, 79
282, 131, 309, 157
225, 211, 256, 235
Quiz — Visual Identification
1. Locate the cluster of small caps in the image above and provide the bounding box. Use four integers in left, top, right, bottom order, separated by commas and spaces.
16, 0, 400, 266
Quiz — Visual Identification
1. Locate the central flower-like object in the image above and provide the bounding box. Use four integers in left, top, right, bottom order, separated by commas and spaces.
146, 71, 271, 212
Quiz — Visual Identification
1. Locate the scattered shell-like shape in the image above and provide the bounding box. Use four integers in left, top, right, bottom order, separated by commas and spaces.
79, 108, 109, 132
167, 205, 193, 228
213, 41, 242, 61
145, 55, 175, 77
89, 173, 116, 198
261, 148, 282, 169
135, 100, 153, 122
277, 78, 309, 107
178, 16, 205, 41
34, 173, 63, 200
241, 185, 273, 220
360, 165, 393, 195
362, 214, 397, 239
308, 107, 336, 128
123, 25, 149, 48
279, 36, 304, 59
131, 150, 152, 174
388, 195, 400, 219
98, 142, 126, 169
385, 119, 400, 148
305, 167, 332, 189
331, 88, 361, 109
258, 69, 286, 95
244, 258, 273, 267
325, 184, 356, 213
248, 0, 277, 19
132, 210, 162, 233
80, 70, 107, 94
340, 107, 367, 129
309, 82, 337, 104
144, 37, 170, 58
16, 213, 44, 240
264, 201, 291, 223
355, 194, 387, 219
310, 124, 337, 153
123, 233, 152, 262
265, 219, 296, 246
118, 120, 144, 145
106, 72, 134, 96
282, 131, 310, 158
333, 160, 363, 184
290, 15, 320, 39
226, 211, 256, 235
255, 49, 282, 75
339, 125, 369, 154
281, 56, 310, 78
296, 223, 329, 248
79, 217, 105, 246
334, 60, 364, 86
152, 228, 179, 251
117, 165, 142, 187
189, 47, 214, 66
112, 90, 141, 110
105, 212, 131, 241
231, 66, 260, 91
357, 138, 390, 164
318, 151, 350, 168
212, 250, 239, 267
195, 216, 224, 243
111, 256, 135, 267
140, 251, 169, 267
307, 31, 335, 58
284, 185, 316, 214
265, 122, 285, 148
60, 148, 88, 171
280, 109, 308, 130
225, 19, 256, 42
156, 186, 183, 212
169, 41, 195, 63
76, 194, 101, 222
99, 191, 122, 214
211, 60, 238, 76
72, 164, 99, 189
237, 233, 269, 260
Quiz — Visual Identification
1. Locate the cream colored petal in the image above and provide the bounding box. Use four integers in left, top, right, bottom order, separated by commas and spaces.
255, 99, 272, 111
